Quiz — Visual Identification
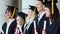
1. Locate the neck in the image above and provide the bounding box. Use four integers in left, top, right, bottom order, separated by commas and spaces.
7, 18, 14, 23
28, 17, 31, 19
39, 10, 44, 14
8, 18, 11, 21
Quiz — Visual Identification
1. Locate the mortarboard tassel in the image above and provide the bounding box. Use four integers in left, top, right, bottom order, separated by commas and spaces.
33, 8, 38, 34
52, 0, 54, 15
25, 15, 27, 23
32, 8, 36, 19
43, 0, 45, 9
11, 7, 16, 18
43, 0, 45, 2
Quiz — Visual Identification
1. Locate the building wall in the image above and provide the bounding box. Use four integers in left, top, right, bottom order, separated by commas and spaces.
22, 0, 37, 14
56, 0, 60, 13
18, 0, 22, 12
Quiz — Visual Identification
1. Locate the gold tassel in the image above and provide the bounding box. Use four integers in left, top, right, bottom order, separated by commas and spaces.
43, 0, 45, 9
11, 7, 16, 18
43, 0, 45, 2
52, 0, 54, 15
32, 8, 36, 19
43, 5, 45, 9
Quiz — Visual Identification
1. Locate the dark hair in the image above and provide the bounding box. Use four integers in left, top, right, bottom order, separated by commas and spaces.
16, 12, 27, 22
5, 8, 18, 18
16, 14, 25, 20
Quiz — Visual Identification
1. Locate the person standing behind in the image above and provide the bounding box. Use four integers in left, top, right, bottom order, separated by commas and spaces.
45, 0, 59, 23
44, 0, 60, 34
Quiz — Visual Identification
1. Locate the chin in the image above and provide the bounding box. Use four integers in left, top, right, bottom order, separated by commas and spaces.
38, 10, 40, 12
7, 17, 11, 19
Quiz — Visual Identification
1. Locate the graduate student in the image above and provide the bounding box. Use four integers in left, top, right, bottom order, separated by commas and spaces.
33, 0, 50, 34
1, 6, 18, 34
23, 5, 38, 34
14, 12, 27, 34
44, 0, 60, 34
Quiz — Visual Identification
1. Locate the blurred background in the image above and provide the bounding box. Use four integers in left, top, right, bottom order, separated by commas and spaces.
0, 0, 60, 33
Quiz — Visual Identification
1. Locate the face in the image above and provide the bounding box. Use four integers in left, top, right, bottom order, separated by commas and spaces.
5, 10, 12, 19
45, 7, 50, 17
45, 7, 50, 12
16, 16, 23, 25
36, 1, 43, 12
28, 10, 33, 18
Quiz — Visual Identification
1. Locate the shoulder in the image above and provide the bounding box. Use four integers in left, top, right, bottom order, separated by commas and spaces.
2, 22, 7, 30
2, 22, 7, 27
53, 20, 60, 34
12, 20, 17, 25
10, 19, 17, 27
55, 20, 60, 25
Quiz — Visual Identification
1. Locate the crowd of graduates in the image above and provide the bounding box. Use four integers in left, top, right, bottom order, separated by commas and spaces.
1, 0, 60, 34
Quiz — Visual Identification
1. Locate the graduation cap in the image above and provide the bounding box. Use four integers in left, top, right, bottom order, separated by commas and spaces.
46, 0, 58, 3
45, 2, 52, 11
7, 6, 18, 13
6, 5, 18, 18
37, 0, 46, 5
29, 5, 39, 19
29, 5, 38, 15
45, 0, 54, 15
17, 12, 28, 22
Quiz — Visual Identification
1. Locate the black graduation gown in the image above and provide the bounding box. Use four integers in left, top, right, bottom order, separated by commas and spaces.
46, 23, 55, 34
2, 20, 17, 34
46, 20, 60, 34
54, 20, 60, 34
34, 14, 50, 34
23, 21, 34, 34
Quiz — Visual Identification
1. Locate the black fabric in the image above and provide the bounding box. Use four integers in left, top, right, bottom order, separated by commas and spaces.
29, 5, 38, 15
2, 20, 17, 34
46, 0, 58, 3
2, 23, 7, 34
46, 20, 60, 34
17, 12, 27, 22
33, 13, 50, 34
24, 22, 34, 34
